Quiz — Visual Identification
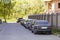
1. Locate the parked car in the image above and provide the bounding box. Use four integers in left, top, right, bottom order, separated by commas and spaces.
24, 19, 35, 29
28, 19, 36, 30
0, 19, 2, 24
20, 19, 26, 26
23, 20, 28, 27
16, 18, 22, 23
31, 20, 52, 34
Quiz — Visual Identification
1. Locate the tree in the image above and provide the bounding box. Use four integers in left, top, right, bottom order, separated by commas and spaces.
0, 0, 45, 21
19, 0, 45, 17
0, 0, 16, 22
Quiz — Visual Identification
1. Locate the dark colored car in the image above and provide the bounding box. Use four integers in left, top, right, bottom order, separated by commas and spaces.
22, 20, 27, 28
17, 18, 22, 23
31, 20, 52, 34
24, 19, 33, 29
0, 19, 2, 24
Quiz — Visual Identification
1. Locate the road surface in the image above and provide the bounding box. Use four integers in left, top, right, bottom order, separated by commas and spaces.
0, 23, 60, 40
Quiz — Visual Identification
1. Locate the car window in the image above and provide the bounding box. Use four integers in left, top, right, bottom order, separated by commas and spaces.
35, 21, 48, 25
27, 20, 33, 22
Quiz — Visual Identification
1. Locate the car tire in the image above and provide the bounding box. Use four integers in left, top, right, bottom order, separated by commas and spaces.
47, 31, 52, 35
31, 28, 33, 33
49, 31, 52, 34
30, 26, 32, 30
33, 31, 37, 34
25, 26, 27, 28
32, 30, 33, 33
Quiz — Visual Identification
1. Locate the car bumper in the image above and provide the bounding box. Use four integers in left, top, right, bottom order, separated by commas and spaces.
36, 29, 51, 32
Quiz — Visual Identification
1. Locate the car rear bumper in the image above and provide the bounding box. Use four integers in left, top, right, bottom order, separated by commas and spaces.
36, 29, 51, 32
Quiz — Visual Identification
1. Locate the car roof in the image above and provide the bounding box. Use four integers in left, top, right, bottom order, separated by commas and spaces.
36, 20, 48, 22
27, 19, 33, 20
27, 19, 36, 21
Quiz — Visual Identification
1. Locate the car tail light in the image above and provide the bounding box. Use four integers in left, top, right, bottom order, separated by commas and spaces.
48, 26, 52, 29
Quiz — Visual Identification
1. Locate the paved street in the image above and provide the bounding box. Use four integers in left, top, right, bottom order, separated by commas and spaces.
0, 23, 60, 40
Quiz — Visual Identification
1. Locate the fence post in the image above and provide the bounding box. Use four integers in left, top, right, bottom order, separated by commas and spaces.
56, 13, 58, 29
43, 14, 46, 20
41, 14, 42, 20
41, 15, 42, 20
45, 14, 46, 20
40, 14, 42, 20
43, 14, 44, 20
45, 14, 47, 20
51, 13, 53, 27
41, 14, 43, 20
40, 15, 41, 20
42, 14, 43, 20
47, 13, 49, 22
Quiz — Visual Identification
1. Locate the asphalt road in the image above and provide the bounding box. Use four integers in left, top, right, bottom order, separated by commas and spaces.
0, 23, 60, 40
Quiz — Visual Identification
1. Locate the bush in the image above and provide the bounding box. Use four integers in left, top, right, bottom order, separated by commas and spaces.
52, 27, 60, 34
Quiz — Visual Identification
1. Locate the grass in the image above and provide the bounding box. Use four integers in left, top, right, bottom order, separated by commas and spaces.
2, 18, 16, 23
52, 27, 60, 35
7, 18, 16, 22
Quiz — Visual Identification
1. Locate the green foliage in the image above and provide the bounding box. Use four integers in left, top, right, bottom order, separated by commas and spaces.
0, 0, 16, 22
52, 27, 60, 34
13, 0, 45, 18
0, 0, 45, 20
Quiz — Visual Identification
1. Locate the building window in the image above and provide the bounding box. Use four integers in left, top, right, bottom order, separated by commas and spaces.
58, 3, 60, 8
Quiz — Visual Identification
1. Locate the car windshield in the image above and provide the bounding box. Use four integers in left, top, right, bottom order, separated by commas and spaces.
27, 20, 33, 22
35, 21, 48, 25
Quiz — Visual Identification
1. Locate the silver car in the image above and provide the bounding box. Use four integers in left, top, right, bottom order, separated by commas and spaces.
24, 19, 36, 29
31, 20, 52, 34
25, 19, 34, 29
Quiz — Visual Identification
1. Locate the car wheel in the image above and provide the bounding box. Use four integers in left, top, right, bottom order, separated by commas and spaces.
31, 30, 33, 33
25, 26, 27, 28
49, 31, 52, 34
28, 27, 30, 29
47, 31, 52, 35
17, 22, 19, 23
30, 26, 32, 30
33, 31, 37, 34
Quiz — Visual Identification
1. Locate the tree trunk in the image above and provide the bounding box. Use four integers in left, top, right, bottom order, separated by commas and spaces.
4, 15, 7, 23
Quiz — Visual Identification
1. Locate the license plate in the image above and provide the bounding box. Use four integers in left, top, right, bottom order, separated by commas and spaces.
41, 27, 47, 29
